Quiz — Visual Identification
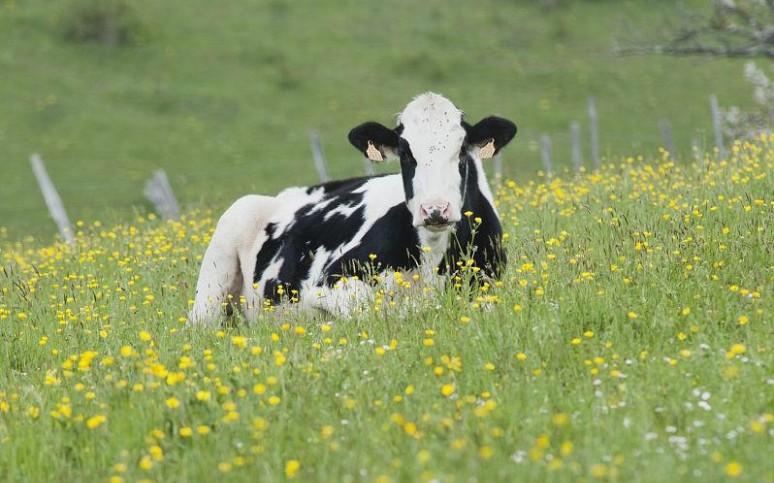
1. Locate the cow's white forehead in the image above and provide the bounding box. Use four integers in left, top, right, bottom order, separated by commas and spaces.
397, 93, 465, 163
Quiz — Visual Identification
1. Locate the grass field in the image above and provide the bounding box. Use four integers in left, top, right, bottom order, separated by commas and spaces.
0, 0, 759, 238
1, 136, 771, 482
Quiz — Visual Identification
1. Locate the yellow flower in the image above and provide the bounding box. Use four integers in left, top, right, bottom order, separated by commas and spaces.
536, 434, 551, 449
416, 450, 431, 463
590, 463, 607, 478
560, 441, 573, 455
138, 456, 153, 471
149, 445, 164, 461
725, 462, 742, 477
478, 445, 494, 459
440, 383, 455, 397
179, 427, 193, 438
231, 336, 247, 348
165, 397, 181, 409
552, 412, 569, 427
86, 414, 106, 429
627, 311, 638, 320
285, 460, 301, 478
321, 425, 334, 439
729, 343, 746, 356
268, 396, 281, 406
749, 420, 765, 433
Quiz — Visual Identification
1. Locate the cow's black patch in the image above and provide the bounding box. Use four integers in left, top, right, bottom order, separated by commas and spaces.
439, 154, 506, 279
324, 204, 420, 284
253, 223, 283, 283
397, 138, 416, 202
256, 187, 374, 302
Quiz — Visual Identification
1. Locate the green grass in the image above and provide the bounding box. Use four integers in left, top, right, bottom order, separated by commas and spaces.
1, 137, 772, 482
0, 0, 759, 238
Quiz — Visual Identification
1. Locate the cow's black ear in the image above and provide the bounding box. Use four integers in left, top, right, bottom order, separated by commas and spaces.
465, 117, 517, 159
348, 122, 400, 162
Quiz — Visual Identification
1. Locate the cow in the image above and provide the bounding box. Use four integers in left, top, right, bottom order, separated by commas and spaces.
189, 92, 517, 325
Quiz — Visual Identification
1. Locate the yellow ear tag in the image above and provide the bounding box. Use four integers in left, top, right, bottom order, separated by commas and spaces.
366, 141, 383, 162
479, 139, 496, 159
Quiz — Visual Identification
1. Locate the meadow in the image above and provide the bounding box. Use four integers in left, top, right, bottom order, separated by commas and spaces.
1, 135, 772, 482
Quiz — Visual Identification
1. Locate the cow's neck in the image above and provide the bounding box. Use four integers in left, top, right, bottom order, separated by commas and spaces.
418, 228, 451, 276
463, 155, 497, 215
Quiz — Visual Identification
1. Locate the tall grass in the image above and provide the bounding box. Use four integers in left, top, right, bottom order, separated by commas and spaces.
1, 137, 772, 482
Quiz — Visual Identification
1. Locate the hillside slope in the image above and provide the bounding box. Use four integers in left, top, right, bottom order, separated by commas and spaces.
0, 0, 754, 237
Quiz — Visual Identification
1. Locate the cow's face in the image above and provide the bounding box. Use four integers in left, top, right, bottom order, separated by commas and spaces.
349, 93, 517, 231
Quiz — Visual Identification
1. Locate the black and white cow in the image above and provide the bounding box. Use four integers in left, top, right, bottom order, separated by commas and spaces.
189, 92, 516, 325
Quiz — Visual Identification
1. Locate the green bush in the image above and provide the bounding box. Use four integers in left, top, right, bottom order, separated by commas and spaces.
60, 0, 143, 46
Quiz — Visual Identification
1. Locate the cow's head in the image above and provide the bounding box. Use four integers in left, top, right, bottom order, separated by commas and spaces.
349, 92, 516, 232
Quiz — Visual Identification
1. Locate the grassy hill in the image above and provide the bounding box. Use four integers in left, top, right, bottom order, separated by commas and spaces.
0, 0, 756, 238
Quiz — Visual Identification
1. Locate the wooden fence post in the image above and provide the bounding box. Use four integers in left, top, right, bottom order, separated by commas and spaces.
144, 169, 180, 220
29, 153, 74, 244
659, 120, 676, 157
571, 121, 582, 173
709, 94, 725, 158
540, 134, 553, 176
309, 132, 329, 182
588, 97, 600, 170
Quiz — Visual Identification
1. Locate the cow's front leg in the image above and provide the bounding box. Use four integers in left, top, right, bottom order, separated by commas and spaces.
303, 278, 373, 318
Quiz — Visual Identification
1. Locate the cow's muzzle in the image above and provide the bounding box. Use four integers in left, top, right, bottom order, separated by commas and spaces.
420, 201, 454, 230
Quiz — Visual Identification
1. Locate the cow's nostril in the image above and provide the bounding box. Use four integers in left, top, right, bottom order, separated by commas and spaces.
421, 201, 451, 218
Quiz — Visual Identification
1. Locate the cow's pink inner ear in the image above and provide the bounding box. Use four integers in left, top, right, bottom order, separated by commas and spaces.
366, 141, 384, 162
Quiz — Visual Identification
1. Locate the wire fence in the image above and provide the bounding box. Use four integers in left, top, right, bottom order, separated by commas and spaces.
11, 93, 730, 238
